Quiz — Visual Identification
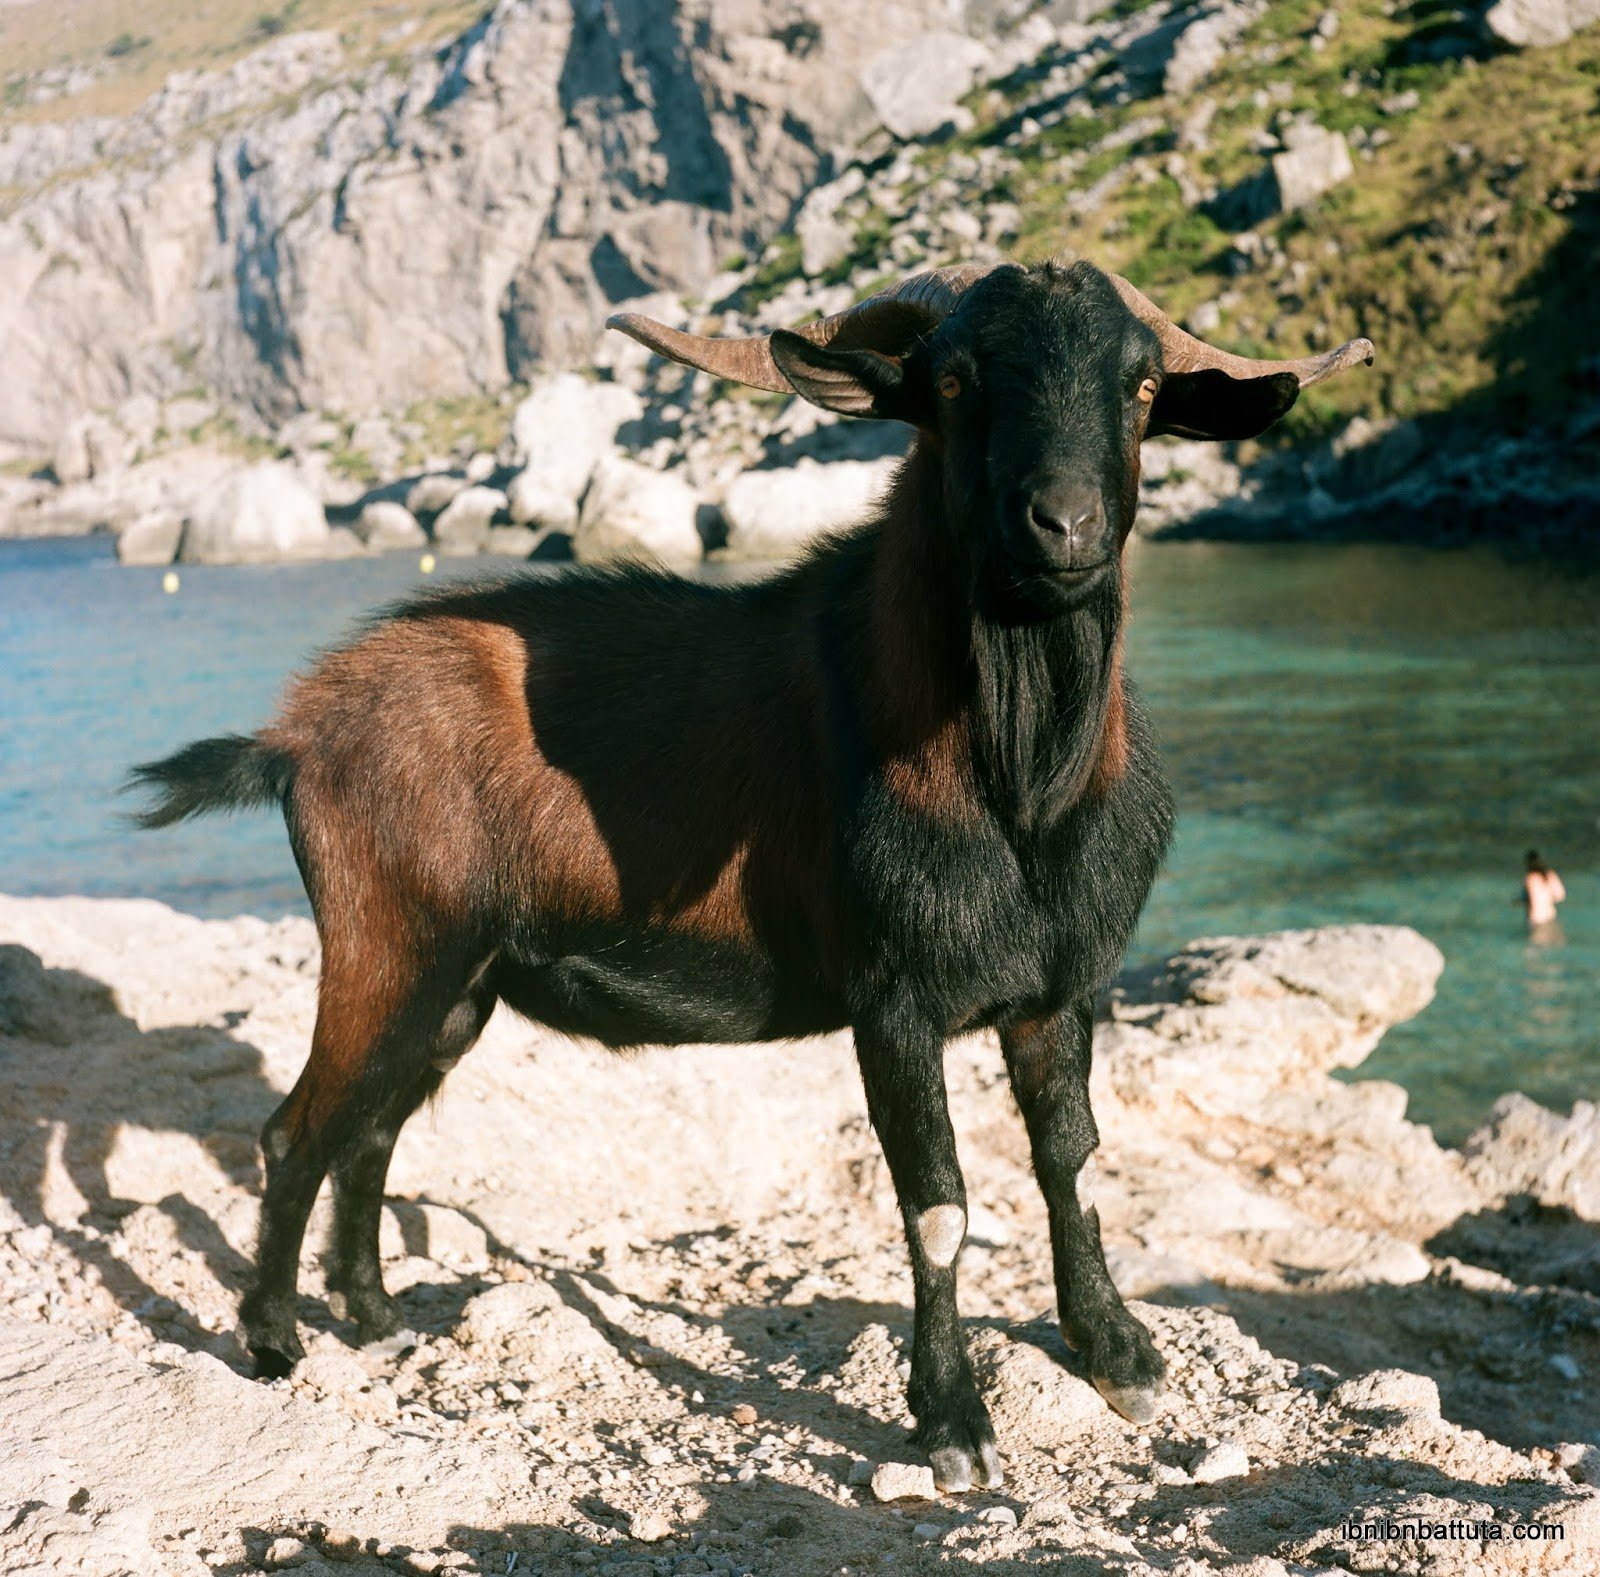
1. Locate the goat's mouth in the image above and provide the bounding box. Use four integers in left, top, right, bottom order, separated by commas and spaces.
1042, 558, 1112, 581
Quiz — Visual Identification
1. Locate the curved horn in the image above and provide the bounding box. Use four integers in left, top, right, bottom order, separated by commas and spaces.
607, 264, 996, 393
1109, 274, 1374, 388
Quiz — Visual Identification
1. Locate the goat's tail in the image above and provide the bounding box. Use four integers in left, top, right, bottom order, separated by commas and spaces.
125, 733, 294, 829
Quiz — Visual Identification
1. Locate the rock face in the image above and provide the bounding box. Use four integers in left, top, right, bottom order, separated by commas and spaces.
0, 2, 994, 449
574, 454, 702, 563
1, 894, 1598, 1574
177, 463, 351, 564
860, 33, 993, 140
1485, 0, 1600, 47
719, 455, 896, 558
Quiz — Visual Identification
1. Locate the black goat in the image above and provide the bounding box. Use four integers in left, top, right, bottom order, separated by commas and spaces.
132, 257, 1371, 1490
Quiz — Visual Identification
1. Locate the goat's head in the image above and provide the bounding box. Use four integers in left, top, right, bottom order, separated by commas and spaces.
610, 257, 1372, 614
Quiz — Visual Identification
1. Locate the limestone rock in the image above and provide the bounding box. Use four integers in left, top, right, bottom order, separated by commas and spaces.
1164, 5, 1254, 97
1330, 1369, 1442, 1419
860, 34, 992, 141
1462, 1094, 1600, 1220
432, 485, 508, 556
1270, 123, 1354, 212
507, 374, 643, 530
115, 511, 184, 566
53, 414, 134, 485
1190, 1440, 1251, 1482
405, 473, 468, 520
355, 499, 426, 551
574, 456, 702, 565
177, 463, 336, 564
870, 1461, 937, 1502
1485, 0, 1600, 47
720, 457, 895, 559
795, 170, 864, 279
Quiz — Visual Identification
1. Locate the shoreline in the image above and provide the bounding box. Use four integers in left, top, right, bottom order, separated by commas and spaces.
2, 893, 1596, 1574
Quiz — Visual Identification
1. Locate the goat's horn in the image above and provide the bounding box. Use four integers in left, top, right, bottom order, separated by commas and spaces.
1109, 274, 1374, 388
607, 264, 996, 392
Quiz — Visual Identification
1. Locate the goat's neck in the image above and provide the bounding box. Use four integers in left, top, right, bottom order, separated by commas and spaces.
864, 440, 1126, 830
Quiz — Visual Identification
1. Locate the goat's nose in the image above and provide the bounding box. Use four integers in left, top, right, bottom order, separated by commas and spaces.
1029, 487, 1103, 542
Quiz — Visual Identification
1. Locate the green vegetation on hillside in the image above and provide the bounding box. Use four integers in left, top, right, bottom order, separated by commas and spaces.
751, 3, 1600, 453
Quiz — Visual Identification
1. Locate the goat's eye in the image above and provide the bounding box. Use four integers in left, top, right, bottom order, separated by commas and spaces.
936, 374, 962, 400
1136, 376, 1160, 404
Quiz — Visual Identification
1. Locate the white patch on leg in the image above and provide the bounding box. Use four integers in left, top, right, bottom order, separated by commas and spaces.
1075, 1154, 1099, 1211
915, 1204, 966, 1269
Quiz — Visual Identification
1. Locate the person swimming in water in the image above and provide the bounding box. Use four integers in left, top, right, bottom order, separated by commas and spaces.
1523, 849, 1566, 944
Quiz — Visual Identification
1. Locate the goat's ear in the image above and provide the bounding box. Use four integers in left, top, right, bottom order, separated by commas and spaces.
1147, 368, 1302, 442
768, 331, 931, 423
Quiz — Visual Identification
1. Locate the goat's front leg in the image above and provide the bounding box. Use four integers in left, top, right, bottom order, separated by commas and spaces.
854, 1013, 1001, 1491
1001, 1000, 1165, 1423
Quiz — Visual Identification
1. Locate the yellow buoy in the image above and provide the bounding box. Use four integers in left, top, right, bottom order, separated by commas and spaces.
162, 571, 180, 594
419, 553, 436, 574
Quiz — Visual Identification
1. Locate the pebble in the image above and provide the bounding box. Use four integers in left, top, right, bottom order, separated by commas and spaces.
912, 1522, 943, 1542
1548, 1354, 1580, 1382
629, 1510, 672, 1543
847, 1459, 874, 1486
871, 1462, 937, 1502
264, 1536, 311, 1568
642, 1444, 673, 1467
730, 1404, 758, 1426
1190, 1442, 1250, 1483
977, 1505, 1018, 1528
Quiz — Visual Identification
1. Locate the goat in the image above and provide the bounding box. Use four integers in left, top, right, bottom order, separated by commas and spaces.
131, 257, 1371, 1490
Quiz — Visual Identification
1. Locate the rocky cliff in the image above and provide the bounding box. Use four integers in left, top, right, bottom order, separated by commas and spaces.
1, 896, 1597, 1574
2, 0, 1597, 556
0, 1, 1050, 452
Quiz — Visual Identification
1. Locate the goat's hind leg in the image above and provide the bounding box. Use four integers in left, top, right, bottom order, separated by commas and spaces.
240, 947, 485, 1377
855, 1010, 1002, 1492
323, 977, 496, 1343
1001, 1001, 1165, 1423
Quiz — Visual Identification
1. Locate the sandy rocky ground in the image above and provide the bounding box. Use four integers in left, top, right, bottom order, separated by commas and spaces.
1, 894, 1598, 1576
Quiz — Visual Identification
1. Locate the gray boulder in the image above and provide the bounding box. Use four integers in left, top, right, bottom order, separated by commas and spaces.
432, 485, 507, 556
860, 34, 992, 140
115, 511, 184, 566
485, 524, 540, 557
507, 374, 643, 531
574, 456, 701, 565
1485, 0, 1600, 46
1462, 1095, 1600, 1220
720, 457, 897, 560
178, 462, 342, 564
796, 171, 864, 279
355, 499, 426, 551
1270, 123, 1354, 212
405, 472, 469, 520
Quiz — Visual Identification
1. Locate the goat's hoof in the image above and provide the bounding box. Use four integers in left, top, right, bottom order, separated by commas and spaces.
929, 1439, 1005, 1493
247, 1335, 304, 1379
239, 1297, 304, 1379
1094, 1375, 1162, 1424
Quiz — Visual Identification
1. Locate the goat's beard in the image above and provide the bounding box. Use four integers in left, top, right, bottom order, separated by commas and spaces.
972, 569, 1122, 830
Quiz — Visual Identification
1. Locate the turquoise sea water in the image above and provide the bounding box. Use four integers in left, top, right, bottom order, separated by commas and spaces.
2, 533, 1595, 1143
